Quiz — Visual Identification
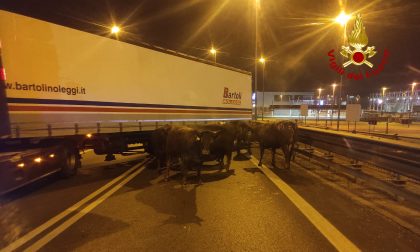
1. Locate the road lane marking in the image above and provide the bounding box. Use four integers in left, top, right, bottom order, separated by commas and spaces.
0, 157, 151, 252
250, 156, 361, 252
24, 158, 152, 252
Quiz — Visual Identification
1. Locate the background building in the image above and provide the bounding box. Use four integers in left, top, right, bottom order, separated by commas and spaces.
369, 90, 419, 113
253, 91, 348, 119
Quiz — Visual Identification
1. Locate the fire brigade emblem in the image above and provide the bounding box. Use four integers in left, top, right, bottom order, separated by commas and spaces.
341, 14, 376, 68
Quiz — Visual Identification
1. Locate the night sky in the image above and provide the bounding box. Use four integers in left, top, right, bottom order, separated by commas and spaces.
1, 0, 420, 97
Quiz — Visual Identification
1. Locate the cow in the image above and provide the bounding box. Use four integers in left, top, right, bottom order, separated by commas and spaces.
279, 120, 298, 161
198, 124, 235, 171
149, 125, 172, 171
229, 120, 253, 158
252, 121, 297, 168
165, 126, 203, 184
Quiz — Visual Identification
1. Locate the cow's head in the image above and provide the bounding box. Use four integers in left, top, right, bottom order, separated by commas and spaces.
198, 130, 218, 156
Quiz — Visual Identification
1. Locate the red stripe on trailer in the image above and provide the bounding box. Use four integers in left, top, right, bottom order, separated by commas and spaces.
8, 105, 252, 115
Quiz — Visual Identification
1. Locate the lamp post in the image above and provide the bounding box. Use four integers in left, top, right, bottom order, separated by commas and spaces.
331, 83, 337, 124
411, 82, 417, 112
409, 82, 417, 118
334, 11, 351, 131
259, 56, 266, 120
332, 83, 337, 105
254, 0, 260, 120
317, 88, 322, 123
210, 47, 217, 63
381, 87, 387, 112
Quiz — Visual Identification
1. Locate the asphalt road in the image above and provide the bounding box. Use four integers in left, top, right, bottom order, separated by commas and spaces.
0, 149, 419, 251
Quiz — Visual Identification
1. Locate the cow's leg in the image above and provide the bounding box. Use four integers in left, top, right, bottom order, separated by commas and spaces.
288, 144, 294, 168
236, 142, 241, 157
290, 144, 296, 162
259, 145, 264, 166
247, 143, 252, 155
165, 158, 170, 181
226, 151, 232, 171
218, 155, 224, 171
156, 158, 161, 172
196, 164, 202, 184
271, 148, 276, 167
282, 145, 291, 169
181, 158, 188, 185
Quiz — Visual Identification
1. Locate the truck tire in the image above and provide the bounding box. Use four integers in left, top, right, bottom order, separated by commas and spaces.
60, 148, 81, 177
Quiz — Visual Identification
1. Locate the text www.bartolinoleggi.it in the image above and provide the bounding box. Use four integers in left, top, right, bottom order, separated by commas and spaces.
4, 82, 87, 96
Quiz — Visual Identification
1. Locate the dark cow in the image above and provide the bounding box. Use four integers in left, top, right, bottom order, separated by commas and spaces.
229, 121, 253, 157
198, 124, 235, 171
166, 126, 202, 184
253, 121, 297, 168
150, 125, 172, 170
279, 120, 298, 161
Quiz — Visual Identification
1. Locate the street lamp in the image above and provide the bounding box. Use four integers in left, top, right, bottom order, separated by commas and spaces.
317, 88, 323, 123
410, 82, 417, 115
111, 25, 120, 34
259, 56, 266, 120
412, 82, 417, 94
331, 83, 337, 123
334, 10, 351, 131
209, 47, 217, 63
382, 87, 387, 112
382, 87, 387, 97
331, 83, 337, 105
318, 88, 323, 99
335, 11, 351, 27
254, 0, 261, 120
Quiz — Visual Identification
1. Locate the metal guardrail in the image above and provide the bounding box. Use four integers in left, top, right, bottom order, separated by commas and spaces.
293, 148, 420, 208
297, 127, 420, 181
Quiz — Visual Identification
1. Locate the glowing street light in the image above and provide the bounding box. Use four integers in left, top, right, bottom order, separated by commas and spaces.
318, 88, 323, 98
209, 47, 217, 63
331, 83, 338, 123
259, 57, 265, 64
111, 25, 120, 34
335, 11, 351, 27
316, 88, 323, 123
410, 82, 417, 115
382, 87, 387, 97
331, 83, 337, 104
381, 87, 387, 112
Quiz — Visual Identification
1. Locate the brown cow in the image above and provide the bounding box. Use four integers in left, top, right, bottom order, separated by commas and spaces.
253, 121, 297, 168
165, 126, 202, 184
150, 125, 172, 171
229, 120, 253, 157
198, 124, 235, 171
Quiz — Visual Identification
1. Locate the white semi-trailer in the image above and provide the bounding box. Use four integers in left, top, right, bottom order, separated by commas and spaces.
0, 10, 252, 193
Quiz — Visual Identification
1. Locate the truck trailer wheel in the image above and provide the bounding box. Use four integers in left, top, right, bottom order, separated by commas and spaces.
60, 148, 81, 177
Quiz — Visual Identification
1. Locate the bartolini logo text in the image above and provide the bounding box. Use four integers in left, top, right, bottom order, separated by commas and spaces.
223, 87, 241, 105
